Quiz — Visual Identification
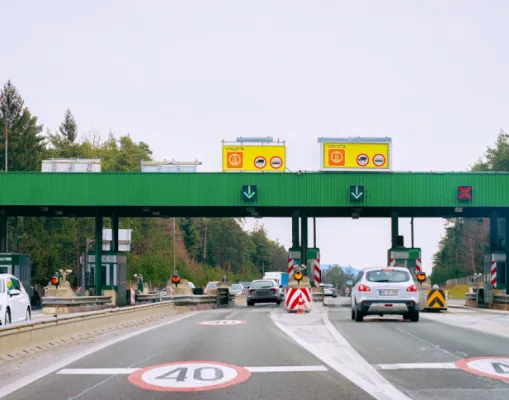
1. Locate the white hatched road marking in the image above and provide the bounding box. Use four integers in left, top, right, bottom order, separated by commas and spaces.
57, 365, 328, 375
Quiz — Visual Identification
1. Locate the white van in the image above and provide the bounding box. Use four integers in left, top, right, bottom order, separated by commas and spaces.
0, 274, 32, 326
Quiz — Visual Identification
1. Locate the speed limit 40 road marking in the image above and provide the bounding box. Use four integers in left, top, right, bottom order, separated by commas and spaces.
128, 361, 250, 392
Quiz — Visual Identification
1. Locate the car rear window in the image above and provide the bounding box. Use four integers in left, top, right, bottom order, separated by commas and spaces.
206, 282, 217, 289
324, 284, 333, 288
366, 269, 410, 283
232, 284, 242, 291
251, 281, 274, 289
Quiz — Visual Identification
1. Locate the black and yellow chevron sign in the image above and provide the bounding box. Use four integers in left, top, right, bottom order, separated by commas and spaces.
426, 289, 446, 309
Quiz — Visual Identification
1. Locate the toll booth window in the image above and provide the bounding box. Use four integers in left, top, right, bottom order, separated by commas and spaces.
0, 267, 7, 274
366, 270, 410, 283
0, 279, 4, 293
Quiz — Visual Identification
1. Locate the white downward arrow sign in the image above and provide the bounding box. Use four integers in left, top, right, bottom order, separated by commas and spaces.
351, 186, 363, 199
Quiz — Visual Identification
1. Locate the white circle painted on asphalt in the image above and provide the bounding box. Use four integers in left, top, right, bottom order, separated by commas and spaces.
128, 361, 251, 392
456, 357, 509, 382
197, 320, 246, 326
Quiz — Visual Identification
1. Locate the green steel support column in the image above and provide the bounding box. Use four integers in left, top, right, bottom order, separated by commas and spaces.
391, 211, 399, 248
506, 215, 509, 295
94, 214, 103, 295
112, 211, 119, 252
301, 215, 308, 270
0, 210, 6, 253
292, 215, 300, 248
490, 212, 499, 250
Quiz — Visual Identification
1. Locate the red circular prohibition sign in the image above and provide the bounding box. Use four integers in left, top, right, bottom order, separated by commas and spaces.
128, 360, 251, 392
455, 356, 509, 382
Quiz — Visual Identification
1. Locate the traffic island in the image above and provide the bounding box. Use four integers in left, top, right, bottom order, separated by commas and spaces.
42, 270, 114, 314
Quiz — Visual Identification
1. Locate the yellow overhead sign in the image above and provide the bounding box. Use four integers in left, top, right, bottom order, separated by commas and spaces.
222, 145, 286, 172
320, 140, 391, 171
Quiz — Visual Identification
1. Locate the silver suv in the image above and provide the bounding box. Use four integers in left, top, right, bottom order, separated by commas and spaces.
351, 267, 419, 322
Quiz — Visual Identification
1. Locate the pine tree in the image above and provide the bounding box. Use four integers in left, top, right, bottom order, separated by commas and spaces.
59, 109, 78, 144
0, 80, 24, 128
0, 80, 44, 171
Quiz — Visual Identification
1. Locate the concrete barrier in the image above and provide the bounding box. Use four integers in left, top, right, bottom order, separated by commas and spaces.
0, 296, 216, 360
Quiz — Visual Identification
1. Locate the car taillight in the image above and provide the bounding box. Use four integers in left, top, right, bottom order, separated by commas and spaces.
407, 284, 418, 292
271, 288, 279, 292
248, 288, 255, 293
358, 284, 370, 292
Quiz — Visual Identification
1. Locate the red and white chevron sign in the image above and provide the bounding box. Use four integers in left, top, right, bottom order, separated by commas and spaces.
415, 258, 422, 273
285, 287, 311, 311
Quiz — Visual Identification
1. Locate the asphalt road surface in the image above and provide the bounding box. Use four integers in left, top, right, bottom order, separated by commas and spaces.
3, 304, 372, 400
3, 299, 509, 399
326, 297, 509, 400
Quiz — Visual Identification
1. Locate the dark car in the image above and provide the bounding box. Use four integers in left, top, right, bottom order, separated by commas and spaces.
247, 279, 281, 306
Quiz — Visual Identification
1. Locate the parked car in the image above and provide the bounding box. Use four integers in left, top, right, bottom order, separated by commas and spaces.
0, 274, 32, 326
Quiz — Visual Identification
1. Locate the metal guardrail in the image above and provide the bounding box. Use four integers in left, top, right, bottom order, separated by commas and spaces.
493, 294, 509, 304
161, 295, 218, 305
136, 293, 161, 302
41, 296, 112, 306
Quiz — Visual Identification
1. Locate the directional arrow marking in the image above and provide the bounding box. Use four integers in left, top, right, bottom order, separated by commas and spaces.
351, 186, 363, 199
243, 186, 256, 199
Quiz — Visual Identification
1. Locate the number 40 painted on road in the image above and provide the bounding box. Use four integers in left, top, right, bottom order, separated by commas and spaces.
156, 366, 223, 381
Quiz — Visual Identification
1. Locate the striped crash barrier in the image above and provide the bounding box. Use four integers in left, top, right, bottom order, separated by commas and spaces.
285, 287, 312, 312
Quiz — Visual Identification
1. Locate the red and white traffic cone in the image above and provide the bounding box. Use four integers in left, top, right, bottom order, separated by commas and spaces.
297, 295, 305, 314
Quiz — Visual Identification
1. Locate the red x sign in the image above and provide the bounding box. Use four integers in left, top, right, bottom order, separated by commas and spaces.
458, 186, 472, 201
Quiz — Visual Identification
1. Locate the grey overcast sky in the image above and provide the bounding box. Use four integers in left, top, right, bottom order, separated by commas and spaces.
2, 0, 509, 273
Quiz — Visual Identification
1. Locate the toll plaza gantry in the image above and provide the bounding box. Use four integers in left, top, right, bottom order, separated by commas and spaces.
0, 137, 508, 304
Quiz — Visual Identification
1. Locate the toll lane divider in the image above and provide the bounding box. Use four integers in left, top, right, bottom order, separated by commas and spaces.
0, 295, 216, 361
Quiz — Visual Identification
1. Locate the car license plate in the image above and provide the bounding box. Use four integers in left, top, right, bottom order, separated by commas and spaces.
379, 289, 398, 296
258, 290, 268, 295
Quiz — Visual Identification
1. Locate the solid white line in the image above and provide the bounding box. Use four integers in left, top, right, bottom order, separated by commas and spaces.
271, 308, 411, 400
58, 368, 140, 375
0, 311, 201, 399
377, 363, 457, 370
245, 366, 328, 372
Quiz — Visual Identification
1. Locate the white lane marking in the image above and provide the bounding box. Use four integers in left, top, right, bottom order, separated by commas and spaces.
271, 308, 411, 400
57, 365, 328, 375
377, 363, 457, 370
245, 365, 328, 372
0, 312, 201, 399
59, 369, 139, 375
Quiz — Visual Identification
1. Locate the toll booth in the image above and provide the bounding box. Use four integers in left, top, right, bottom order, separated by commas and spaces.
306, 248, 321, 287
387, 248, 422, 277
0, 253, 31, 294
86, 252, 127, 306
288, 248, 301, 275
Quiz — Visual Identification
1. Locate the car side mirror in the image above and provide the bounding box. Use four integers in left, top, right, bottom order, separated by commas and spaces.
279, 285, 283, 288
9, 289, 21, 296
346, 280, 354, 287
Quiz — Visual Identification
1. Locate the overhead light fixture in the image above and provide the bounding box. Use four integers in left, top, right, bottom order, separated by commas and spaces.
455, 207, 463, 213
55, 210, 64, 216
142, 207, 151, 212
40, 206, 48, 212
152, 211, 160, 216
